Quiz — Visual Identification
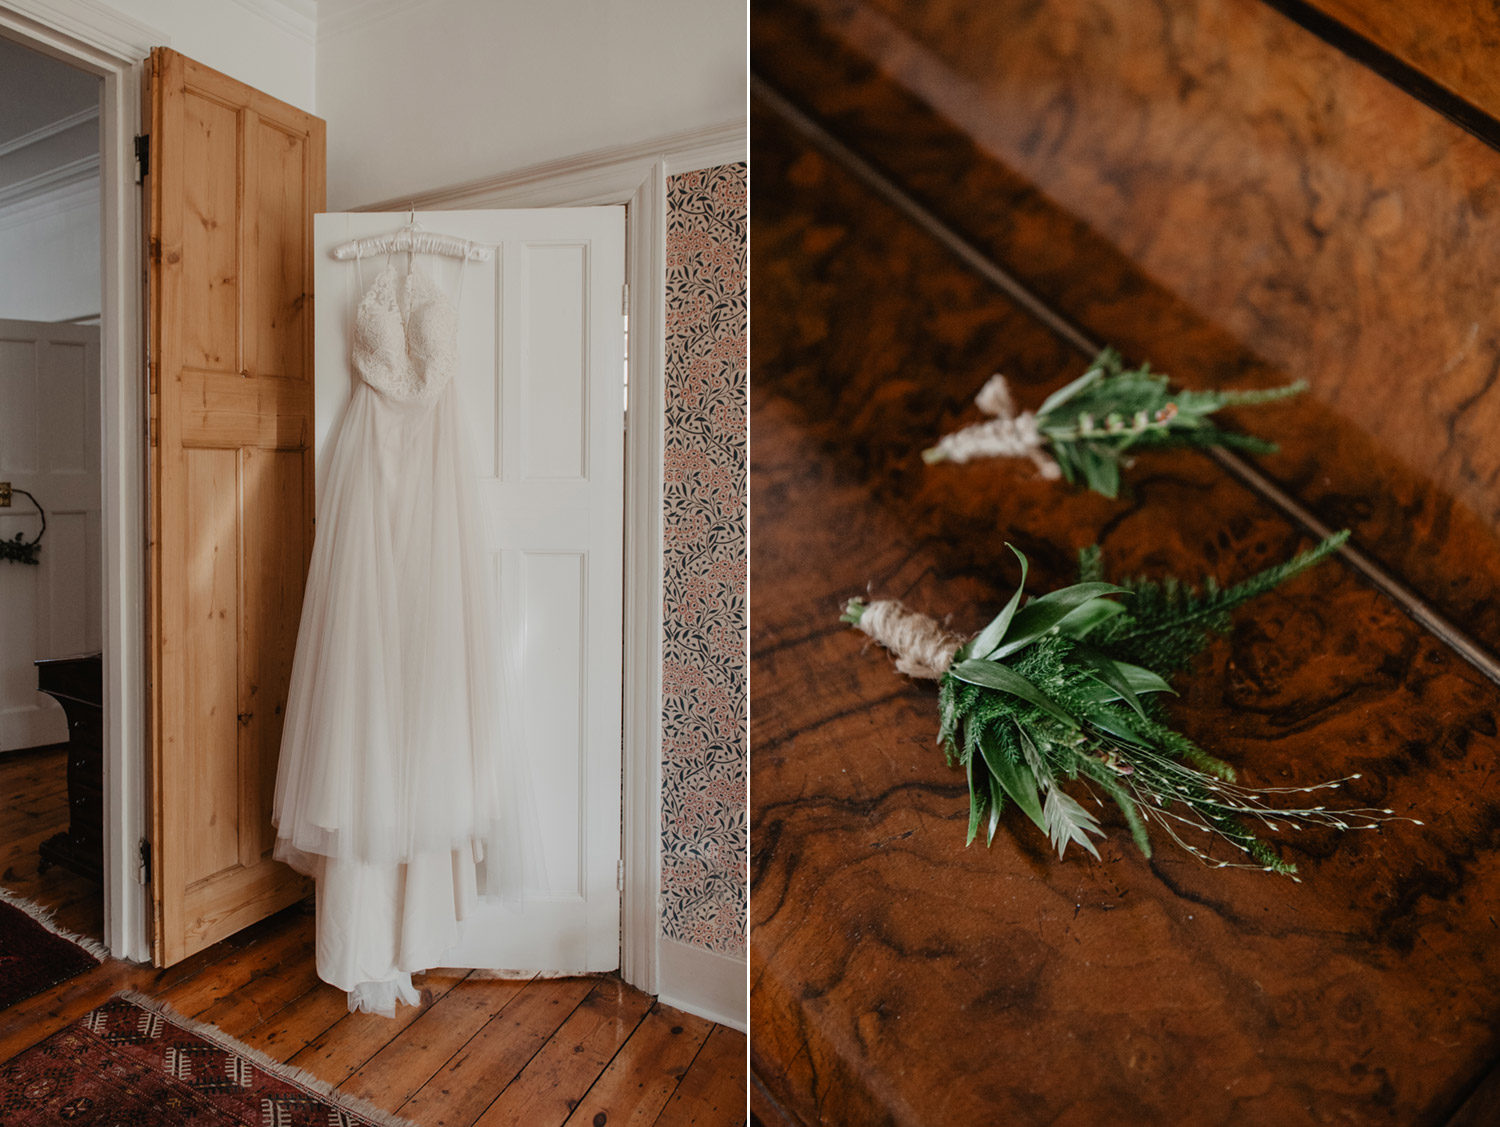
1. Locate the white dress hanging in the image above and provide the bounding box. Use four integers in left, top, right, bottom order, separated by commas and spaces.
272, 253, 530, 1016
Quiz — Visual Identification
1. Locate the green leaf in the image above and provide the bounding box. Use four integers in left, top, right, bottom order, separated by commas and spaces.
949, 660, 1078, 729
987, 766, 1005, 846
1072, 655, 1177, 707
962, 544, 1029, 661
1065, 442, 1102, 491
1211, 430, 1279, 455
1037, 364, 1105, 417
1209, 380, 1307, 407
1085, 447, 1121, 498
992, 582, 1130, 658
978, 730, 1046, 833
1051, 598, 1127, 639
1072, 649, 1175, 719
1027, 581, 1133, 609
1080, 703, 1155, 749
965, 753, 986, 847
1052, 443, 1081, 487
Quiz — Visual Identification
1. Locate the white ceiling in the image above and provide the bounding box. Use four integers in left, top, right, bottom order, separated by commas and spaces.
0, 37, 100, 150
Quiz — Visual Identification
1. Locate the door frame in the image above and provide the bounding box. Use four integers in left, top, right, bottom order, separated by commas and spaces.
360, 120, 746, 998
0, 0, 159, 962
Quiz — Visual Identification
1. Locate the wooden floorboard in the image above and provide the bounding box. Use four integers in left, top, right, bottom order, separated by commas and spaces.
563, 1002, 716, 1127
398, 975, 596, 1125
0, 746, 103, 942
233, 974, 367, 1058
283, 968, 472, 1085
339, 972, 540, 1108
469, 977, 655, 1126
155, 910, 316, 1018
0, 750, 748, 1124
657, 1025, 750, 1126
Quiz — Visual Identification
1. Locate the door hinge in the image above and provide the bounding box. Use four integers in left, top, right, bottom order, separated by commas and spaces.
621, 282, 629, 316
617, 858, 625, 891
138, 838, 152, 884
134, 134, 149, 184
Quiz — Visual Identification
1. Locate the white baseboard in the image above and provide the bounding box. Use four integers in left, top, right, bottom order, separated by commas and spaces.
657, 936, 747, 1032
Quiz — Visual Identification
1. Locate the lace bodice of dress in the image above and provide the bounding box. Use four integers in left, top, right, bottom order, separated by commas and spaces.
352, 264, 459, 403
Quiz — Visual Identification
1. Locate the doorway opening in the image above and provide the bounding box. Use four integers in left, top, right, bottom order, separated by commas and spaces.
0, 32, 106, 948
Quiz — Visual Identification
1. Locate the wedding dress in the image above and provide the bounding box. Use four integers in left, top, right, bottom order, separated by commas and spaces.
272, 254, 528, 1016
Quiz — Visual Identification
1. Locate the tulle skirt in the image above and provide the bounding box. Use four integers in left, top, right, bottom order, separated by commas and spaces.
272, 376, 529, 1015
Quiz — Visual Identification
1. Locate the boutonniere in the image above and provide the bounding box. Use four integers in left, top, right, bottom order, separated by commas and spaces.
923, 347, 1303, 497
843, 532, 1416, 875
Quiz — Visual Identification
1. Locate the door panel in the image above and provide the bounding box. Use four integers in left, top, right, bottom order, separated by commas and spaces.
312, 208, 626, 972
520, 242, 590, 478
240, 446, 307, 868
146, 48, 324, 965
249, 116, 310, 383
518, 547, 588, 897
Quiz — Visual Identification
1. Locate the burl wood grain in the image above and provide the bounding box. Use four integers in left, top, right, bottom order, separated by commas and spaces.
751, 97, 1500, 1126
752, 0, 1500, 658
1312, 0, 1500, 122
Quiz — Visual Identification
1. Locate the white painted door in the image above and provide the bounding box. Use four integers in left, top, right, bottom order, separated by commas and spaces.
0, 319, 101, 750
313, 208, 626, 972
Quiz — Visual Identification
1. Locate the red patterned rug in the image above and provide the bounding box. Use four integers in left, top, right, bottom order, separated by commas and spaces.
0, 890, 104, 1011
0, 992, 415, 1126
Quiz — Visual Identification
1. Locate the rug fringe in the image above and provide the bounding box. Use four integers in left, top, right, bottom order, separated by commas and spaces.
0, 886, 109, 962
113, 989, 419, 1127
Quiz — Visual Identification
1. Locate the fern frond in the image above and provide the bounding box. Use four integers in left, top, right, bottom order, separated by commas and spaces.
1043, 787, 1105, 860
1077, 544, 1104, 584
1110, 531, 1348, 646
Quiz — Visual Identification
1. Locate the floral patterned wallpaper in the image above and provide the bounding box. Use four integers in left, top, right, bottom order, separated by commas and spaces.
660, 162, 747, 958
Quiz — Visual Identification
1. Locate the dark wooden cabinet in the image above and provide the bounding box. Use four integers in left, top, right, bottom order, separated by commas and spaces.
34, 653, 103, 882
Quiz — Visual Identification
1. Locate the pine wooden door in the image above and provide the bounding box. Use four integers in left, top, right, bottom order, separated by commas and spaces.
145, 48, 324, 966
312, 209, 626, 972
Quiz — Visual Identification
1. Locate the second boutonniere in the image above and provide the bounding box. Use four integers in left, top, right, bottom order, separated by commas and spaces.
922, 346, 1304, 497
843, 532, 1417, 876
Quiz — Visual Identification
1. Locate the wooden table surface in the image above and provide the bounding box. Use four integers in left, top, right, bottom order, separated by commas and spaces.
749, 69, 1500, 1127
751, 0, 1500, 662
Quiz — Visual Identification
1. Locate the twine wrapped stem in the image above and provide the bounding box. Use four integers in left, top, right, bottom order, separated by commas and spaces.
843, 598, 964, 680
922, 375, 1062, 479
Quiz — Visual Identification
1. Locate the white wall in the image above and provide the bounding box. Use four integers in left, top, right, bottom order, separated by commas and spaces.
0, 183, 100, 321
90, 0, 317, 111
0, 34, 100, 322
317, 0, 746, 208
